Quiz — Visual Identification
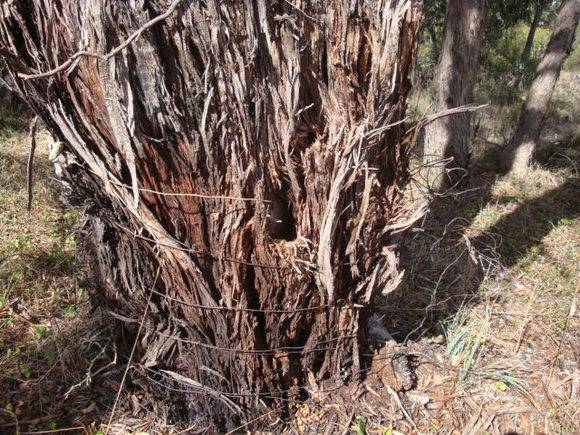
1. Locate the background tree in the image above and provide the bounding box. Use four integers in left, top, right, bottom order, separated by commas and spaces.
0, 0, 424, 429
423, 0, 488, 190
422, 0, 541, 75
424, 0, 447, 57
505, 0, 579, 175
514, 0, 550, 91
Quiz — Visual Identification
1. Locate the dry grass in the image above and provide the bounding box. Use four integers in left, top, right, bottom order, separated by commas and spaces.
426, 164, 579, 433
0, 118, 129, 434
364, 66, 579, 433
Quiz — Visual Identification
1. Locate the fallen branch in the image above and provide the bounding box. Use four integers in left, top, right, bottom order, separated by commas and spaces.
387, 386, 418, 432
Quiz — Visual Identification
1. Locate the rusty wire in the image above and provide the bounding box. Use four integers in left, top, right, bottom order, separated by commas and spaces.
134, 324, 358, 356
150, 288, 361, 314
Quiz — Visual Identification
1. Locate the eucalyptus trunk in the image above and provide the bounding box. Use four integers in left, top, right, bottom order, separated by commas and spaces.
506, 0, 579, 176
0, 0, 424, 429
423, 0, 487, 190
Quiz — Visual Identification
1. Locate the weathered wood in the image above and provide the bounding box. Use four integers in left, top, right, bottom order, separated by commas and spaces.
0, 0, 424, 428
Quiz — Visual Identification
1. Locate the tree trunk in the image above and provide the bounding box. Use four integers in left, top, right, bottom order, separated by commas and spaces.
423, 0, 487, 190
0, 0, 424, 429
506, 0, 579, 176
514, 0, 546, 91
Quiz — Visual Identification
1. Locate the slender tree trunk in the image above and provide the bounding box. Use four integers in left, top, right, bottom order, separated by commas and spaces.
0, 0, 424, 429
514, 0, 546, 91
506, 0, 579, 176
428, 26, 439, 48
423, 0, 487, 190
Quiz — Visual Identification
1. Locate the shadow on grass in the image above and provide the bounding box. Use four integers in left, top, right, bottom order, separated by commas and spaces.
382, 140, 579, 341
0, 311, 121, 433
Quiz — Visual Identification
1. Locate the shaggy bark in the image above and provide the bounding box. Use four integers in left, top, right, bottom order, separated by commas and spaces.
423, 0, 487, 190
0, 0, 423, 428
506, 0, 579, 176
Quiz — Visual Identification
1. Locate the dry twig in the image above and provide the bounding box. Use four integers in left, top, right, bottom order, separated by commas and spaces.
104, 267, 160, 434
26, 116, 39, 212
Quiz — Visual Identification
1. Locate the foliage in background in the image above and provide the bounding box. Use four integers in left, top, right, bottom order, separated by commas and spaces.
415, 20, 550, 101
564, 27, 580, 69
478, 22, 552, 103
419, 0, 561, 103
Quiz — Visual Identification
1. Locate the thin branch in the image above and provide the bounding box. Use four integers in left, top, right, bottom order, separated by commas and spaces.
547, 289, 577, 384
387, 386, 418, 432
26, 116, 39, 212
224, 407, 283, 435
18, 0, 184, 80
19, 427, 87, 435
281, 0, 321, 23
421, 104, 488, 126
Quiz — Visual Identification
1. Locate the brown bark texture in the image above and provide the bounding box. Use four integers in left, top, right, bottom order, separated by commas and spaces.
423, 0, 487, 190
0, 0, 423, 428
506, 0, 579, 176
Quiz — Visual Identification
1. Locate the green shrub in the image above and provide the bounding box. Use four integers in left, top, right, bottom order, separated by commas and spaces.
478, 22, 551, 103
563, 28, 580, 71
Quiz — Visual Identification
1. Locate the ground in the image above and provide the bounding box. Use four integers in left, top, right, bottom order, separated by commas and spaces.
0, 76, 578, 435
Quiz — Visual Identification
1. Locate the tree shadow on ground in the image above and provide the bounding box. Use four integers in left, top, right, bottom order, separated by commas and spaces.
381, 138, 579, 341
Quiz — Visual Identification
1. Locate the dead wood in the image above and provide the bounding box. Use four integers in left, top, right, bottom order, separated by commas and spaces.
0, 0, 424, 429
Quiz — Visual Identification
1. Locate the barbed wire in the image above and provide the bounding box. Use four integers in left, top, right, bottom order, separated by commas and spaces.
18, 0, 185, 80
108, 177, 272, 204
150, 288, 362, 314
133, 351, 400, 402
140, 325, 358, 356
115, 221, 285, 270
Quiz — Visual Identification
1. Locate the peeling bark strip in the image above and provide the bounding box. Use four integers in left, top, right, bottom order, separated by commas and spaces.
0, 0, 424, 428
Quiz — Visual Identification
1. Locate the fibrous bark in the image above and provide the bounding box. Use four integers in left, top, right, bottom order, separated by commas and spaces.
506, 0, 579, 176
0, 0, 423, 428
423, 0, 487, 190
